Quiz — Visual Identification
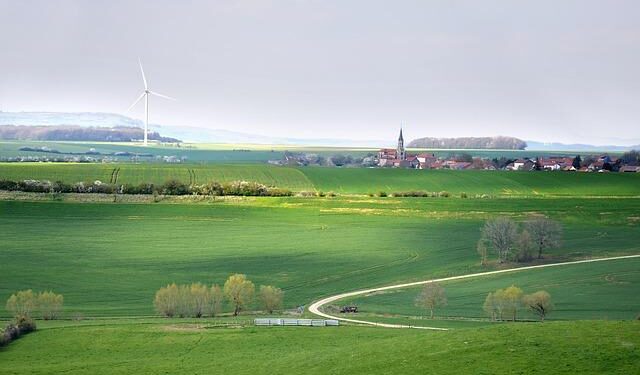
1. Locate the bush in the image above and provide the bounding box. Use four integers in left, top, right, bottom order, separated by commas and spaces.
16, 315, 36, 333
460, 192, 468, 198
122, 183, 155, 195
193, 182, 223, 196
0, 179, 18, 191
161, 179, 191, 195
377, 191, 388, 197
327, 191, 337, 197
392, 191, 429, 197
52, 181, 73, 193
438, 191, 451, 198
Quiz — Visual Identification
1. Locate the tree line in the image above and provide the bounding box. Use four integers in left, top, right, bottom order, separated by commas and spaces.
414, 282, 553, 322
477, 217, 562, 264
0, 179, 293, 197
154, 274, 284, 318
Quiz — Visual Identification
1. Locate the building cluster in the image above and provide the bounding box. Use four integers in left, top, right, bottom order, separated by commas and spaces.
377, 129, 640, 172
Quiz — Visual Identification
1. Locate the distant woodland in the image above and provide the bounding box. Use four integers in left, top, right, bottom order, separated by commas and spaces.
0, 125, 180, 143
408, 136, 527, 150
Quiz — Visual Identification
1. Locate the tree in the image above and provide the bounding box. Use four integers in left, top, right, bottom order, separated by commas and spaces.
224, 274, 255, 316
6, 290, 37, 318
483, 292, 498, 321
481, 217, 518, 263
501, 285, 524, 321
415, 282, 447, 319
476, 239, 488, 266
525, 218, 562, 259
516, 229, 534, 262
523, 291, 554, 322
208, 285, 224, 317
37, 291, 64, 320
189, 283, 211, 318
258, 285, 284, 314
572, 155, 582, 169
154, 283, 180, 317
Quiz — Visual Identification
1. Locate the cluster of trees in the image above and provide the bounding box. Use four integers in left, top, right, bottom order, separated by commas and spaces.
5, 290, 64, 320
408, 136, 527, 150
0, 315, 37, 348
0, 179, 293, 197
477, 217, 562, 264
483, 286, 553, 322
276, 152, 378, 167
154, 274, 284, 318
0, 125, 180, 142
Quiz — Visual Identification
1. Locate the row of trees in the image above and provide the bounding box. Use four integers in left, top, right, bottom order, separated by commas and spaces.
483, 286, 553, 321
0, 179, 293, 197
154, 274, 284, 318
477, 217, 562, 264
5, 290, 64, 320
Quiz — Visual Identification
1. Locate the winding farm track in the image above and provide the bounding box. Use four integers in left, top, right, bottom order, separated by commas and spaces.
308, 254, 640, 330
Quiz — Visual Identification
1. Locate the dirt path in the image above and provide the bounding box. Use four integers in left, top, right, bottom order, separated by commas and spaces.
308, 254, 640, 330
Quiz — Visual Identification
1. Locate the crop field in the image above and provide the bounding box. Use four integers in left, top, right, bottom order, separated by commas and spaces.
1, 197, 639, 317
2, 162, 640, 196
0, 321, 637, 374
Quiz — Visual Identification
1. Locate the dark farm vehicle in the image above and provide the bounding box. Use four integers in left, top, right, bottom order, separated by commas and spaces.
340, 305, 358, 313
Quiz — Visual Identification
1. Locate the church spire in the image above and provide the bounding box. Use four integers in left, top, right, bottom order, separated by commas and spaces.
397, 126, 406, 160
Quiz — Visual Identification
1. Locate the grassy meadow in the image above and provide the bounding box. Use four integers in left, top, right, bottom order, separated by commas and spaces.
0, 321, 637, 374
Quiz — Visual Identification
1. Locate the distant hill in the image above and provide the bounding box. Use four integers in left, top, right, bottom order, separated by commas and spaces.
525, 141, 640, 152
0, 112, 386, 146
408, 136, 527, 150
0, 125, 180, 142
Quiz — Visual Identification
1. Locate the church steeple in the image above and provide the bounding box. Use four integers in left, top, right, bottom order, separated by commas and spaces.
397, 127, 406, 160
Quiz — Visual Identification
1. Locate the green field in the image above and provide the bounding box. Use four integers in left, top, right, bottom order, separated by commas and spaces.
1, 197, 639, 317
0, 321, 637, 374
2, 162, 640, 196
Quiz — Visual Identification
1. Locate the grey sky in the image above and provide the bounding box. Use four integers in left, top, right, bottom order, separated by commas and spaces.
1, 0, 639, 145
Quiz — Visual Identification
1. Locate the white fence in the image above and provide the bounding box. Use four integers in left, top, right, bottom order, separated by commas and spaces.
255, 318, 339, 327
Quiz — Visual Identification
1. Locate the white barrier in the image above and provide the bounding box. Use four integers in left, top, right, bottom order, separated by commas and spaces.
254, 318, 339, 327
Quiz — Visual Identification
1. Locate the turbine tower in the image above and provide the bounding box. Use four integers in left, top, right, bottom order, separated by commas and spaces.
127, 59, 175, 146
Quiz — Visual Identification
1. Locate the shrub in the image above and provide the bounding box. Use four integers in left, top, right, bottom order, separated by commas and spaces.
327, 191, 337, 197
266, 187, 293, 197
438, 191, 451, 198
15, 315, 36, 333
193, 182, 223, 196
377, 191, 388, 197
161, 180, 191, 195
122, 183, 155, 195
317, 191, 326, 197
52, 181, 73, 193
460, 192, 468, 198
393, 191, 429, 197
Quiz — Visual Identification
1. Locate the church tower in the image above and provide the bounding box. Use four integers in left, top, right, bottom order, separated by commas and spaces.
397, 128, 406, 160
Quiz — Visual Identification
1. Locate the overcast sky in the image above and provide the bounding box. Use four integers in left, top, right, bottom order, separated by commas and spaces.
1, 0, 639, 145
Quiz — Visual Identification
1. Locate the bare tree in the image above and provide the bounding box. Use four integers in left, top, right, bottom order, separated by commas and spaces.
258, 285, 284, 314
525, 218, 562, 259
523, 291, 554, 322
481, 217, 519, 263
224, 274, 255, 316
415, 282, 447, 319
154, 283, 180, 317
516, 229, 534, 262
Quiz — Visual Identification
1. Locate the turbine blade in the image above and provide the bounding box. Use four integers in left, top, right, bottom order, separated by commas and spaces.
127, 92, 146, 112
138, 58, 148, 89
149, 91, 176, 101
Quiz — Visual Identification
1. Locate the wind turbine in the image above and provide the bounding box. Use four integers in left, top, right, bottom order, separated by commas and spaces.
127, 59, 175, 146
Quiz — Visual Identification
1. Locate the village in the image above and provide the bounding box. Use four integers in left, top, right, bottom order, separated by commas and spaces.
272, 129, 640, 173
